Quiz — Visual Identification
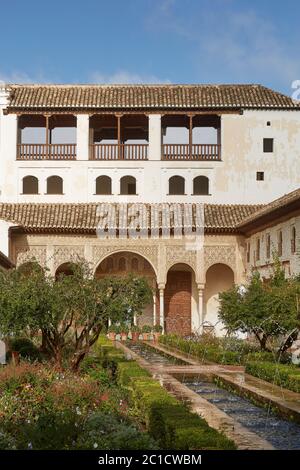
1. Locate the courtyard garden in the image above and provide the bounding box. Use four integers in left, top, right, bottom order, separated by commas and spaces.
0, 258, 299, 450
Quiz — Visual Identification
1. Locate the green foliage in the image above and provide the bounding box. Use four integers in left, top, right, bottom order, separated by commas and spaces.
153, 324, 163, 333
0, 260, 152, 371
159, 334, 242, 364
0, 359, 156, 450
142, 325, 152, 333
9, 337, 42, 362
159, 334, 277, 366
113, 351, 236, 449
117, 362, 150, 387
219, 262, 300, 354
74, 412, 158, 450
97, 338, 236, 450
245, 361, 300, 393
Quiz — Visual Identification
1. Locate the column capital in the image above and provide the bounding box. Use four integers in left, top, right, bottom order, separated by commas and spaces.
197, 283, 205, 291
158, 283, 165, 291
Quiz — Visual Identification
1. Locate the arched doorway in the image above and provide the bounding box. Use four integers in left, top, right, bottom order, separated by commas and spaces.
55, 262, 76, 279
95, 251, 157, 327
204, 263, 234, 336
164, 263, 197, 336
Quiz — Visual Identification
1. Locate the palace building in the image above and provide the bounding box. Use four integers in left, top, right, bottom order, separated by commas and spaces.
0, 83, 299, 335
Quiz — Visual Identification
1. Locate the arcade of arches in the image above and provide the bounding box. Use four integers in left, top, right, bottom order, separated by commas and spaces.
18, 247, 235, 336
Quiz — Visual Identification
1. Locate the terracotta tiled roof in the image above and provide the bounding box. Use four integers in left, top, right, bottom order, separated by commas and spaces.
237, 188, 300, 232
0, 203, 262, 234
6, 84, 299, 111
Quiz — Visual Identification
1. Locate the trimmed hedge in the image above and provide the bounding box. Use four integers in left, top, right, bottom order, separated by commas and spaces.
95, 338, 236, 449
117, 361, 150, 387
116, 361, 236, 449
159, 335, 242, 365
159, 334, 277, 366
245, 361, 300, 393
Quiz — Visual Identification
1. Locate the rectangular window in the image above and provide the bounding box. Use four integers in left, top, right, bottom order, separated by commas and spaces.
266, 233, 271, 259
256, 171, 264, 181
291, 226, 296, 254
263, 138, 274, 152
256, 238, 260, 261
278, 230, 283, 257
246, 243, 250, 263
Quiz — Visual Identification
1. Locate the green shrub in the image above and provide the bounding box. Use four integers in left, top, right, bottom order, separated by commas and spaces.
245, 361, 300, 393
159, 335, 285, 366
0, 429, 16, 450
95, 339, 236, 450
9, 337, 42, 362
121, 366, 236, 450
74, 411, 158, 450
117, 361, 149, 387
159, 335, 242, 365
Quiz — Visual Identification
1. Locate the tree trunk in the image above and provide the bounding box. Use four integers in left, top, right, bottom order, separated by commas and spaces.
70, 352, 87, 372
277, 328, 299, 359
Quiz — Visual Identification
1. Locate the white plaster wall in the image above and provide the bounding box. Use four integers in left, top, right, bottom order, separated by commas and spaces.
245, 214, 300, 278
0, 220, 13, 257
1, 108, 300, 204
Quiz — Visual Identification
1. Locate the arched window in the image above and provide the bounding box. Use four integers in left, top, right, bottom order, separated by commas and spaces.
118, 257, 126, 271
169, 175, 185, 195
193, 176, 209, 195
22, 176, 38, 194
46, 175, 63, 194
107, 257, 114, 272
96, 175, 112, 195
131, 257, 139, 271
120, 176, 136, 195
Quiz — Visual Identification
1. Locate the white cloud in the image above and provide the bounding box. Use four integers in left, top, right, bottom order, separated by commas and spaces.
146, 1, 300, 90
90, 70, 171, 84
0, 70, 54, 84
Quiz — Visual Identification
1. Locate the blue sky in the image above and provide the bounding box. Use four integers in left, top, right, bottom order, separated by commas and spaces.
0, 0, 299, 95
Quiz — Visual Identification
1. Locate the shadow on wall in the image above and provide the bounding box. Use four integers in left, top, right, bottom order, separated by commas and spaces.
204, 263, 234, 337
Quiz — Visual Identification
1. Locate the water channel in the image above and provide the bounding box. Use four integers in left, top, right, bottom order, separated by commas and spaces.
127, 342, 300, 450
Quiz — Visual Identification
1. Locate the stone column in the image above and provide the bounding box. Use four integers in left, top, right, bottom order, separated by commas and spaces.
152, 293, 157, 326
76, 114, 90, 160
197, 283, 205, 334
148, 114, 162, 161
158, 283, 165, 332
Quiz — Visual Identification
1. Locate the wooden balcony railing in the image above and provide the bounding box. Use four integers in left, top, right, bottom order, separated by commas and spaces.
162, 144, 221, 161
17, 144, 77, 160
90, 144, 148, 160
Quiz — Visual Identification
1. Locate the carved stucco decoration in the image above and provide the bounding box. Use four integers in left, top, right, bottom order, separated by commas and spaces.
204, 245, 236, 272
15, 246, 47, 267
166, 245, 197, 273
92, 244, 159, 274
53, 246, 85, 270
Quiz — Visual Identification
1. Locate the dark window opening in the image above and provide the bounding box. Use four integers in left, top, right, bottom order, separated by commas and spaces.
47, 175, 63, 194
120, 176, 137, 195
263, 138, 273, 152
257, 172, 264, 181
22, 176, 38, 194
169, 176, 185, 195
96, 176, 112, 195
193, 176, 209, 195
